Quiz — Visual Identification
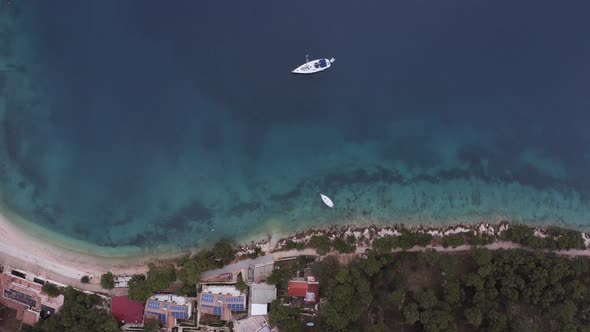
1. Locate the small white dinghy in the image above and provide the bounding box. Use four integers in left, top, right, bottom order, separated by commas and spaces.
292, 55, 335, 74
320, 193, 334, 208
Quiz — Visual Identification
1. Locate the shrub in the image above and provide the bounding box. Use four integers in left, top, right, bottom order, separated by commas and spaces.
373, 237, 398, 254
267, 268, 292, 289
441, 234, 465, 248
236, 272, 247, 292
80, 275, 90, 284
333, 238, 355, 253
283, 240, 298, 250
309, 235, 331, 255
466, 232, 495, 246
397, 230, 433, 250
42, 282, 61, 297
100, 272, 115, 289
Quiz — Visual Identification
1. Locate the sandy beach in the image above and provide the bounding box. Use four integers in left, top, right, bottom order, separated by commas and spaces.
0, 210, 186, 292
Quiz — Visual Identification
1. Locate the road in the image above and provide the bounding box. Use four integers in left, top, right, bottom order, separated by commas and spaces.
201, 249, 318, 279
201, 241, 590, 280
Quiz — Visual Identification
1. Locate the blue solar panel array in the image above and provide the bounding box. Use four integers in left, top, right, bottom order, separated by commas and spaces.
201, 293, 214, 303
225, 296, 244, 303
228, 304, 245, 311
170, 305, 187, 312
201, 305, 222, 316
146, 310, 165, 321
147, 301, 160, 310
173, 312, 190, 320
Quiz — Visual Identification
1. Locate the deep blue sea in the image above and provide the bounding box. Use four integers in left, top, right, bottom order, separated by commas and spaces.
1, 0, 589, 250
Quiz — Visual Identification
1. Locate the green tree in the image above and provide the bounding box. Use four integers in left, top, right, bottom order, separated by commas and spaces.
333, 238, 355, 253
212, 240, 236, 266
444, 282, 462, 305
143, 319, 160, 332
441, 234, 464, 248
390, 288, 405, 310
128, 264, 177, 302
267, 268, 292, 290
419, 309, 455, 332
470, 247, 492, 266
464, 307, 483, 327
403, 302, 420, 325
236, 272, 248, 292
177, 258, 200, 287
42, 283, 61, 297
268, 300, 292, 328
146, 263, 176, 290
501, 224, 533, 244
415, 289, 438, 309
309, 235, 331, 255
359, 252, 384, 277
128, 275, 151, 302
80, 275, 90, 284
281, 319, 304, 332
35, 287, 119, 332
100, 272, 115, 289
487, 310, 508, 332
373, 237, 397, 254
467, 231, 495, 246
554, 300, 577, 324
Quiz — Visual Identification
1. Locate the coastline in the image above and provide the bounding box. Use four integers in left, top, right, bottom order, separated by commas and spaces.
0, 208, 188, 290
3, 198, 590, 294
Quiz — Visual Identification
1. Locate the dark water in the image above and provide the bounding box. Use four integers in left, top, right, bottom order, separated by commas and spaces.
1, 0, 590, 249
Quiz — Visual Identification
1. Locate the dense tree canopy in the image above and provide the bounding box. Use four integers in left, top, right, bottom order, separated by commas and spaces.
130, 240, 232, 300
128, 264, 176, 302
29, 287, 118, 332
268, 299, 302, 329
502, 225, 585, 250
305, 247, 590, 331
267, 267, 293, 290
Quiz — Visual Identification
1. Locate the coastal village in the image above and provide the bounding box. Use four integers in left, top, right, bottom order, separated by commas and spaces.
2, 221, 590, 331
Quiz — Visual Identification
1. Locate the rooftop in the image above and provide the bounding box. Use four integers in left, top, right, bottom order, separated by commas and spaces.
202, 285, 242, 297
0, 273, 64, 309
287, 279, 319, 304
144, 296, 192, 330
250, 283, 276, 305
151, 294, 188, 305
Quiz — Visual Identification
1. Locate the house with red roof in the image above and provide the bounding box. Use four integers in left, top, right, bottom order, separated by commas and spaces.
287, 276, 319, 305
111, 296, 144, 326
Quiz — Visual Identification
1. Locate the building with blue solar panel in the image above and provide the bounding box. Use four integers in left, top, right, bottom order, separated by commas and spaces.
143, 295, 192, 332
197, 285, 246, 322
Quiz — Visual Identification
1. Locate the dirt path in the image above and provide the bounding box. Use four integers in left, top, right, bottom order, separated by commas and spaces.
203, 241, 590, 280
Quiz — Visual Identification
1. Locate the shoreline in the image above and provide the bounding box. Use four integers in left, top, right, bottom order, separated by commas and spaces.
0, 209, 188, 289
3, 203, 590, 293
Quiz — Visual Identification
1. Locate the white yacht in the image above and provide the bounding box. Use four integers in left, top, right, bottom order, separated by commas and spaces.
292, 55, 335, 74
320, 193, 334, 208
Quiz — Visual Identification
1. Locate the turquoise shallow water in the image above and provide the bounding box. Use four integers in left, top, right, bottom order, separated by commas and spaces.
1, 1, 590, 250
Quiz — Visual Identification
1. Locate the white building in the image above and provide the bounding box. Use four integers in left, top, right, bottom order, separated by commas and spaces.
249, 283, 277, 316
